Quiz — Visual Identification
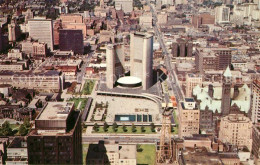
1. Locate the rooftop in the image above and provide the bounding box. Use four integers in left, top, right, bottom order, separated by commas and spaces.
117, 76, 142, 85
8, 137, 27, 148
37, 102, 74, 120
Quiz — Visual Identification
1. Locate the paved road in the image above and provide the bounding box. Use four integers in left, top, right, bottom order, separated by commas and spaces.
82, 136, 159, 143
147, 0, 184, 102
77, 53, 93, 84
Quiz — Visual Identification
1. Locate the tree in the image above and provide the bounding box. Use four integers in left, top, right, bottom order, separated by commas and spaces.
141, 125, 145, 132
19, 124, 28, 136
103, 122, 109, 132
131, 123, 136, 133
23, 117, 31, 128
112, 122, 118, 132
150, 123, 155, 132
1, 121, 12, 136
122, 124, 127, 132
137, 144, 143, 152
93, 123, 99, 132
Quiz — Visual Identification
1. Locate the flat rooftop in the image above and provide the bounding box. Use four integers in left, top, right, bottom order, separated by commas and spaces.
37, 102, 74, 120
8, 137, 26, 148
119, 145, 136, 160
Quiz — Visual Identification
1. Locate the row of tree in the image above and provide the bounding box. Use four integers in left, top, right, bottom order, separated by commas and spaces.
93, 122, 156, 133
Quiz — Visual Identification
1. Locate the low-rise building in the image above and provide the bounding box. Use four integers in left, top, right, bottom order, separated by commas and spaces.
6, 137, 28, 165
0, 70, 64, 93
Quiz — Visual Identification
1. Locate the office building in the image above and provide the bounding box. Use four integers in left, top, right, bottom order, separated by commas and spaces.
0, 70, 63, 93
22, 37, 47, 58
8, 20, 20, 42
195, 48, 232, 73
60, 14, 87, 37
28, 18, 54, 51
8, 49, 24, 60
221, 66, 232, 116
178, 98, 200, 138
215, 5, 230, 24
59, 29, 84, 54
130, 32, 153, 90
252, 124, 260, 164
53, 20, 62, 46
115, 0, 133, 13
60, 14, 83, 24
171, 38, 193, 57
27, 102, 82, 164
185, 73, 202, 97
219, 111, 252, 151
0, 27, 2, 52
251, 79, 260, 124
139, 13, 153, 28
192, 13, 215, 28
106, 44, 125, 89
215, 48, 232, 70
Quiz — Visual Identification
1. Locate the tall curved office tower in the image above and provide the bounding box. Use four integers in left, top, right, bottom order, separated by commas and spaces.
130, 32, 153, 90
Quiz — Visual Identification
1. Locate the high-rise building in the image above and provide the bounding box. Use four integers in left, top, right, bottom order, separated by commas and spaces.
106, 44, 125, 89
185, 74, 202, 97
251, 79, 260, 124
59, 29, 84, 54
8, 20, 20, 42
221, 66, 232, 116
172, 38, 193, 57
195, 48, 232, 73
178, 98, 200, 138
252, 124, 260, 164
28, 18, 54, 51
27, 102, 82, 164
0, 27, 2, 52
53, 20, 62, 46
130, 32, 153, 90
215, 5, 230, 24
215, 48, 232, 70
219, 111, 252, 151
115, 0, 133, 13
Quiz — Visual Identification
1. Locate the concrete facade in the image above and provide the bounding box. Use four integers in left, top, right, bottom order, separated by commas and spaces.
130, 33, 153, 90
106, 44, 125, 89
28, 18, 54, 51
178, 98, 200, 138
219, 113, 252, 151
251, 79, 260, 124
115, 0, 133, 13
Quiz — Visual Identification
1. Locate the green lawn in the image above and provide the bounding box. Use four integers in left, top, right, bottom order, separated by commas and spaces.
137, 144, 156, 165
93, 126, 156, 134
173, 110, 178, 125
81, 80, 95, 95
82, 144, 89, 164
10, 124, 20, 130
68, 98, 88, 111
